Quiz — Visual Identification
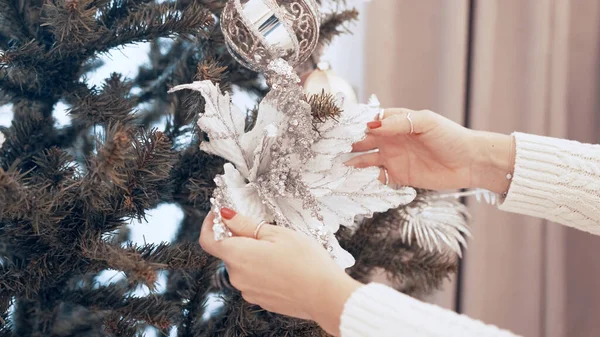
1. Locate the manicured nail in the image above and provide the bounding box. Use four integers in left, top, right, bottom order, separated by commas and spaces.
220, 208, 237, 220
367, 121, 382, 129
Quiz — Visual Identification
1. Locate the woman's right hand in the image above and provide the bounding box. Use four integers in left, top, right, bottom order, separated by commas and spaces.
346, 108, 514, 194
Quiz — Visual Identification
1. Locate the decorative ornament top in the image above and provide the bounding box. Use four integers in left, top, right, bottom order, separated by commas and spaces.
221, 0, 320, 72
169, 60, 416, 268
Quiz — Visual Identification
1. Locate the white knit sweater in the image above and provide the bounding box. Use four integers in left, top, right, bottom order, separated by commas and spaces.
340, 132, 600, 337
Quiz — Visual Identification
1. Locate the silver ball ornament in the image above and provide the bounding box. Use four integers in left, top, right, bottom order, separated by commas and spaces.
221, 0, 320, 72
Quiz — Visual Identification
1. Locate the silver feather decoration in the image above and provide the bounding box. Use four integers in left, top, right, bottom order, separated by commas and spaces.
397, 189, 498, 257
398, 196, 471, 257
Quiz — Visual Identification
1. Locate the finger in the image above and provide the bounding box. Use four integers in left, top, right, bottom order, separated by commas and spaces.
367, 108, 432, 137
201, 231, 254, 260
200, 225, 262, 261
377, 108, 405, 120
344, 152, 382, 169
219, 208, 278, 240
351, 135, 378, 153
199, 212, 216, 249
199, 212, 251, 256
218, 208, 258, 238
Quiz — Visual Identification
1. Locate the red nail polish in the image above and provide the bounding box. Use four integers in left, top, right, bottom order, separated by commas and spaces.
220, 208, 237, 220
367, 121, 382, 129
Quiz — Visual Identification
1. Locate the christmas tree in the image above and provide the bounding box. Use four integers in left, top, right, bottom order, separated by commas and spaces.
0, 0, 466, 336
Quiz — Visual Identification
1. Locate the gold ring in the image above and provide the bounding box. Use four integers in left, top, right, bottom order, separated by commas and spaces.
254, 220, 269, 239
377, 108, 385, 121
407, 112, 414, 134
383, 167, 390, 186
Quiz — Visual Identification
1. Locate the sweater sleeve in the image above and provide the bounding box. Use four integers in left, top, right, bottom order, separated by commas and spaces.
340, 283, 521, 337
499, 132, 600, 233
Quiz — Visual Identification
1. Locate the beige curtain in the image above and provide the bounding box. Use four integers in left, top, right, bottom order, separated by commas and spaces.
364, 1, 600, 336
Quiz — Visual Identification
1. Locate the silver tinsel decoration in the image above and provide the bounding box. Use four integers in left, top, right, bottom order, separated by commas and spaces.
396, 189, 499, 257
398, 197, 470, 257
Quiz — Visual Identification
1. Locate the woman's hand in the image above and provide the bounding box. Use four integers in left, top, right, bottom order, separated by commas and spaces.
199, 209, 362, 336
347, 108, 514, 194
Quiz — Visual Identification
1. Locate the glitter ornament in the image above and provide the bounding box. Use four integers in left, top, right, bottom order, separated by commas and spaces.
221, 0, 320, 72
170, 71, 416, 268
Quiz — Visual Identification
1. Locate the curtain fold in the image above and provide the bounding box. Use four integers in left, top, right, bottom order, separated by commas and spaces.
364, 1, 600, 336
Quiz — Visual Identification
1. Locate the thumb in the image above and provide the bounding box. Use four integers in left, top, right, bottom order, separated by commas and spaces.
367, 108, 432, 137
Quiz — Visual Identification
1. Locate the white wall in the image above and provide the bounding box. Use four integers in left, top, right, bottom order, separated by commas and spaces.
321, 1, 368, 101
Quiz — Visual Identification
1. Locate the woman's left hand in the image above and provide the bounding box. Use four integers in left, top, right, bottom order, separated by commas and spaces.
199, 208, 362, 336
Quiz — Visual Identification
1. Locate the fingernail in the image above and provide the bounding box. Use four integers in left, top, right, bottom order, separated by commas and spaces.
367, 121, 382, 129
220, 208, 237, 220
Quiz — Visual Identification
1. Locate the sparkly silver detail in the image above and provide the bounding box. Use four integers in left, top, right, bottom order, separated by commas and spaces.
221, 0, 320, 72
168, 5, 419, 267
264, 59, 317, 162
309, 226, 334, 252
210, 177, 233, 241
170, 75, 418, 267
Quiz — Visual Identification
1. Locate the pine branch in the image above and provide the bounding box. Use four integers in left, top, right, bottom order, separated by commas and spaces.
0, 167, 69, 235
125, 242, 210, 271
338, 210, 458, 296
118, 129, 176, 219
103, 2, 214, 51
170, 145, 224, 210
46, 304, 107, 337
78, 128, 175, 223
68, 74, 136, 126
161, 57, 230, 138
0, 109, 57, 171
29, 147, 78, 190
0, 263, 33, 298
135, 40, 198, 130
1, 41, 82, 101
103, 313, 144, 337
40, 0, 103, 46
0, 0, 43, 42
3, 3, 217, 102
195, 58, 229, 87
86, 122, 132, 190
81, 242, 164, 288
96, 0, 153, 30
62, 285, 182, 330
12, 298, 36, 336
0, 0, 28, 42
0, 168, 28, 218
306, 90, 342, 130
318, 9, 359, 48
203, 292, 329, 337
